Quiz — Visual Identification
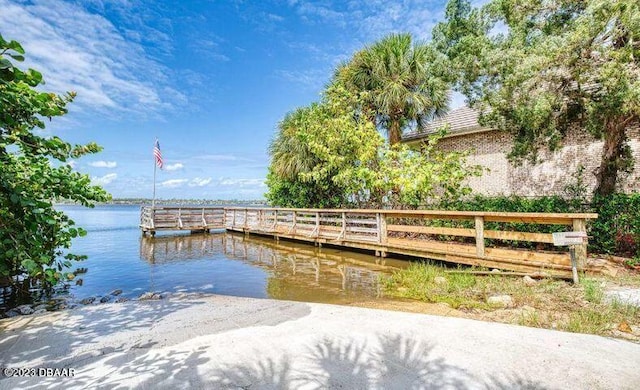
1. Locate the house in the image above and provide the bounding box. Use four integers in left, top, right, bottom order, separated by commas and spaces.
403, 106, 640, 197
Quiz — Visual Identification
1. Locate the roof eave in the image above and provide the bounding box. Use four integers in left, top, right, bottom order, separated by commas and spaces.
402, 125, 493, 145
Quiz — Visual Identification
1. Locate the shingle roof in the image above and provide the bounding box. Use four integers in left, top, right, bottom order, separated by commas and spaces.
403, 106, 488, 142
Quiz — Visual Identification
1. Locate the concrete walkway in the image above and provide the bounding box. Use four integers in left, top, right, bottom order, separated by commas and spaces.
1, 295, 639, 389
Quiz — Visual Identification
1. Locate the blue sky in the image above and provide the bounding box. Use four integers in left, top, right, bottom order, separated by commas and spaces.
1, 0, 477, 200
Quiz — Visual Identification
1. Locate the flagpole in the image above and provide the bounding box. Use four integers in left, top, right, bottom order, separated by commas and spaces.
152, 138, 157, 208
152, 158, 156, 208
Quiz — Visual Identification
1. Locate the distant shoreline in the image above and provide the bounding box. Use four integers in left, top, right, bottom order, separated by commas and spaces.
55, 199, 268, 207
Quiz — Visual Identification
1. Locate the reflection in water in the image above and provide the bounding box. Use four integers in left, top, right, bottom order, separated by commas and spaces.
139, 232, 410, 304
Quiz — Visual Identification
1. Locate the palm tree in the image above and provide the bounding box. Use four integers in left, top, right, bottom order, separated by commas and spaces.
337, 33, 449, 145
269, 105, 318, 180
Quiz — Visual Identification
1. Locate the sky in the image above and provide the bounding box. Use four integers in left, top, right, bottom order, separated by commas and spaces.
1, 0, 479, 200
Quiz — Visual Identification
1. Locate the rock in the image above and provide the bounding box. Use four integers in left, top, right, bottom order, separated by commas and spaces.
80, 297, 96, 305
397, 287, 408, 294
138, 292, 154, 300
520, 305, 536, 313
139, 292, 163, 301
4, 309, 20, 318
33, 309, 47, 315
33, 304, 48, 311
100, 296, 111, 303
434, 276, 448, 285
605, 288, 640, 308
487, 295, 514, 308
491, 269, 501, 274
110, 289, 123, 296
16, 304, 34, 315
115, 297, 130, 303
523, 276, 537, 286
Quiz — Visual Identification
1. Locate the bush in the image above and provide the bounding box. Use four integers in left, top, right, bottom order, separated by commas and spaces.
590, 193, 640, 257
431, 193, 639, 258
0, 35, 110, 286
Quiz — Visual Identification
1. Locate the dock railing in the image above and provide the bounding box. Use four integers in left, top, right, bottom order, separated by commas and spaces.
140, 206, 225, 234
223, 207, 599, 277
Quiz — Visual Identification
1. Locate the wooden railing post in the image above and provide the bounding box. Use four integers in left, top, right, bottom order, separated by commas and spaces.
573, 218, 587, 269
289, 210, 297, 234
315, 212, 320, 237
475, 216, 485, 258
340, 212, 346, 240
377, 212, 388, 244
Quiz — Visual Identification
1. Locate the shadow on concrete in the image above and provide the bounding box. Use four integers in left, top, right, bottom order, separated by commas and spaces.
192, 335, 550, 390
0, 326, 553, 389
484, 375, 551, 390
1, 301, 552, 390
0, 300, 198, 379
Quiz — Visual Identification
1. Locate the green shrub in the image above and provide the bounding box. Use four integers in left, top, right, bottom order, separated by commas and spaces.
427, 193, 640, 258
590, 193, 640, 257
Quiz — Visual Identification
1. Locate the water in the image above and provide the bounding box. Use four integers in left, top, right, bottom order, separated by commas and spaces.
1, 205, 410, 312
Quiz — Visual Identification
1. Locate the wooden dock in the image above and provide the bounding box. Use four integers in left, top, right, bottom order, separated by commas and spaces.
140, 206, 599, 277
140, 206, 225, 234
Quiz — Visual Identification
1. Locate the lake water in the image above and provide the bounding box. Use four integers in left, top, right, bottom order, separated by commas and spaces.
1, 205, 411, 312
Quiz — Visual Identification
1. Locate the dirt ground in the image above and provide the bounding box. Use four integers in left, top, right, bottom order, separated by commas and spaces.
352, 268, 640, 342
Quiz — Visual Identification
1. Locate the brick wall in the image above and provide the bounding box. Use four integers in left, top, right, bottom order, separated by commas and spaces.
434, 125, 640, 197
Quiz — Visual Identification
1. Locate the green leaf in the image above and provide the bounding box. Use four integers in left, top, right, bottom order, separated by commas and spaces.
8, 39, 25, 54
0, 58, 12, 70
9, 54, 24, 62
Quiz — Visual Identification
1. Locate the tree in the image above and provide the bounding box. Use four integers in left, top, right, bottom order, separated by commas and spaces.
336, 33, 450, 146
433, 0, 640, 196
268, 105, 324, 182
0, 35, 110, 286
266, 83, 479, 208
266, 104, 348, 208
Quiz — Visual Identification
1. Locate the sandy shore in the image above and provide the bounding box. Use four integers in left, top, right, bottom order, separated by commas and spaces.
1, 294, 639, 389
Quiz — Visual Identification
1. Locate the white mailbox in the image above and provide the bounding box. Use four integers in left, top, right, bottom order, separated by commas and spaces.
552, 231, 587, 246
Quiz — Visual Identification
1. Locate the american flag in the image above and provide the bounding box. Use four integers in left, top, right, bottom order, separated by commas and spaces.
154, 139, 163, 169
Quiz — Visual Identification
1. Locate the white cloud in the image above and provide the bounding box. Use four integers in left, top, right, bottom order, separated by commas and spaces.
192, 37, 230, 62
165, 163, 184, 171
67, 160, 77, 168
0, 0, 185, 115
294, 1, 345, 26
160, 179, 188, 188
92, 173, 117, 185
89, 161, 117, 168
189, 177, 212, 187
219, 178, 266, 187
267, 13, 284, 22
274, 69, 329, 90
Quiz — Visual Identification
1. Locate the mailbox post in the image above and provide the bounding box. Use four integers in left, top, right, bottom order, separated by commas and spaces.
552, 231, 588, 284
